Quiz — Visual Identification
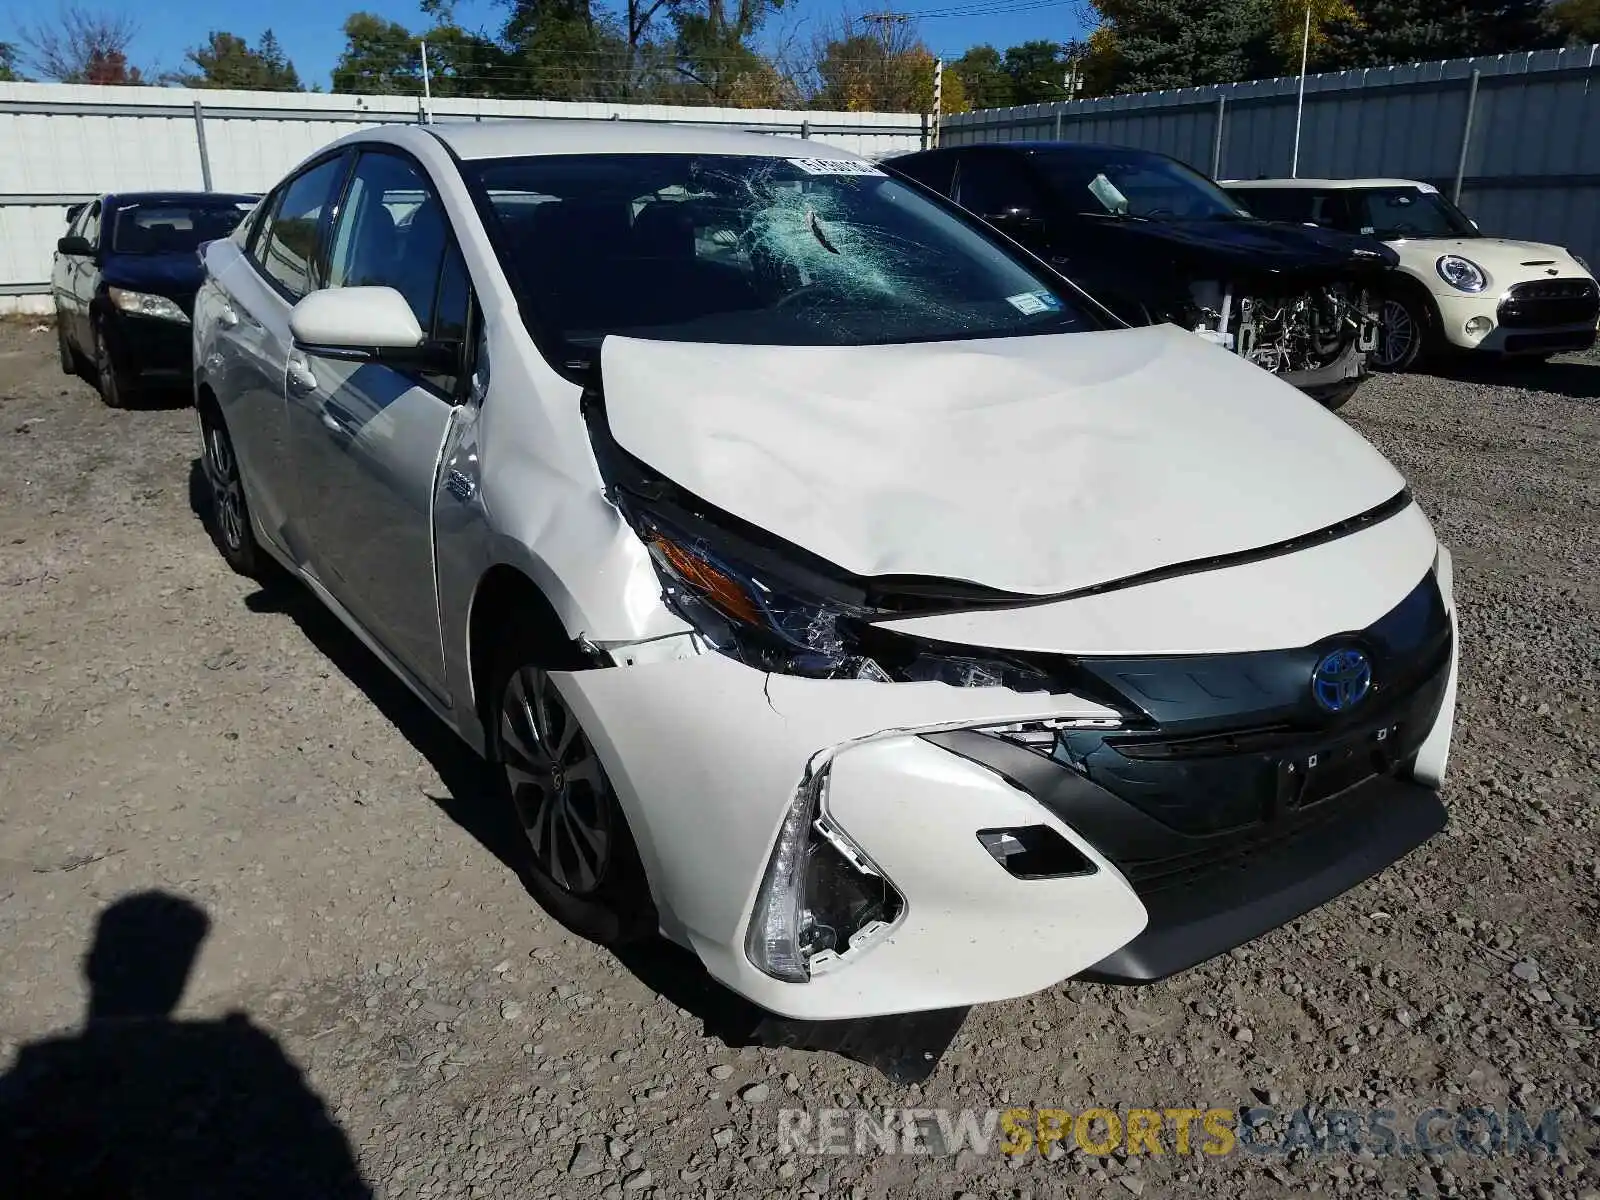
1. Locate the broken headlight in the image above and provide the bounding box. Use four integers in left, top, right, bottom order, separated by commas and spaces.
745, 764, 902, 982
635, 509, 1054, 690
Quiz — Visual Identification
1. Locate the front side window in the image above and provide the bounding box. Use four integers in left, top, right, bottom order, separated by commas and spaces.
467, 152, 1093, 369
81, 202, 102, 247
954, 154, 1044, 217
326, 151, 453, 331
255, 155, 348, 299
1036, 152, 1247, 221
111, 201, 251, 255
323, 150, 471, 395
1353, 188, 1478, 240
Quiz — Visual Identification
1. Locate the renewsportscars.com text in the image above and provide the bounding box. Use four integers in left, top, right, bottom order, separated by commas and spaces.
775, 1105, 1563, 1159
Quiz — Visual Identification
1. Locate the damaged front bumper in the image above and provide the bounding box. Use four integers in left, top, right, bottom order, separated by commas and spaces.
552, 507, 1458, 1021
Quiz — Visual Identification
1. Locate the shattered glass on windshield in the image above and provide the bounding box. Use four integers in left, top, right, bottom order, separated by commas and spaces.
467, 153, 1092, 365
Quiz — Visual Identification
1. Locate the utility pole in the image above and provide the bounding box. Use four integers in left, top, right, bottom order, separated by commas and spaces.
420, 38, 434, 125
932, 56, 943, 147
861, 11, 911, 51
1291, 0, 1310, 177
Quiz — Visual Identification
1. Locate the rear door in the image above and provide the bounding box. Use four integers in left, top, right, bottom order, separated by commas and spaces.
286, 147, 472, 695
70, 201, 104, 349
215, 152, 353, 559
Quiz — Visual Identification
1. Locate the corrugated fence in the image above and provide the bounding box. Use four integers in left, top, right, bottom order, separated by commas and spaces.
0, 82, 927, 311
943, 45, 1600, 271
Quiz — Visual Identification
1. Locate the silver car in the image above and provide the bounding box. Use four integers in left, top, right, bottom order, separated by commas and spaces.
193, 121, 1458, 1022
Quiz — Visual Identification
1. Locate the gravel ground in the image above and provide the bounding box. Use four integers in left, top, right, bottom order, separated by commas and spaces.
0, 317, 1597, 1199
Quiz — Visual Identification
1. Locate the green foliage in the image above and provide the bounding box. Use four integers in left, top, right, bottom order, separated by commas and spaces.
173, 30, 303, 90
1548, 0, 1600, 41
1312, 0, 1557, 70
950, 45, 1014, 109
1548, 0, 1600, 40
1000, 39, 1073, 103
0, 41, 23, 81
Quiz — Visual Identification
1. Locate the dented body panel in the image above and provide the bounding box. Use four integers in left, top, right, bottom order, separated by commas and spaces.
195, 120, 1459, 1024
600, 325, 1404, 595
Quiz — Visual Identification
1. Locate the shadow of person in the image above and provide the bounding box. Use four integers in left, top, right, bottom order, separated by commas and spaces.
0, 892, 372, 1200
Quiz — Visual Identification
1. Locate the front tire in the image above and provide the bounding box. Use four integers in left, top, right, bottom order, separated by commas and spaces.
91, 314, 134, 408
1371, 294, 1431, 372
487, 638, 654, 947
1314, 377, 1364, 410
199, 405, 261, 578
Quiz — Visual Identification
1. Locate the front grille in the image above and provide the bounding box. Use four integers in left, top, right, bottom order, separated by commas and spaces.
1498, 278, 1600, 329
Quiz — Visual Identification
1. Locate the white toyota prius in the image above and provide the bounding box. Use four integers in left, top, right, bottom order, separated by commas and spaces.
193, 121, 1459, 1021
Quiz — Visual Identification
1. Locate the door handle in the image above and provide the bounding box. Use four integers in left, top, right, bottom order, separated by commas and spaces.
286, 358, 318, 396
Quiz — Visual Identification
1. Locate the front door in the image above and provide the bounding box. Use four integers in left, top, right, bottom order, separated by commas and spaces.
286, 148, 473, 697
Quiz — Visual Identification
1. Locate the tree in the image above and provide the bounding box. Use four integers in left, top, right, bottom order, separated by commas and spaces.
670, 0, 787, 101
808, 18, 965, 112
174, 29, 302, 90
501, 0, 632, 101
1002, 39, 1073, 103
0, 42, 24, 81
1319, 0, 1557, 69
18, 5, 145, 84
951, 44, 1014, 109
332, 13, 426, 94
1548, 0, 1600, 42
1262, 0, 1360, 70
1084, 0, 1266, 92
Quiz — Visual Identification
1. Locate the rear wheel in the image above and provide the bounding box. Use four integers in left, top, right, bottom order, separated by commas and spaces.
199, 405, 261, 578
487, 638, 654, 946
1371, 294, 1430, 372
56, 315, 77, 376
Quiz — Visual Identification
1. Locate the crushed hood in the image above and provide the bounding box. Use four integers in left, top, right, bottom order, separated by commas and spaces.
599, 324, 1407, 597
1093, 214, 1399, 283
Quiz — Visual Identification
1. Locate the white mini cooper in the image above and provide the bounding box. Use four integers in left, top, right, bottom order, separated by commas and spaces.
1227, 177, 1597, 370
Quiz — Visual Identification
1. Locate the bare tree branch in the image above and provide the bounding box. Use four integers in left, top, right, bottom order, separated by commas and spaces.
19, 5, 143, 84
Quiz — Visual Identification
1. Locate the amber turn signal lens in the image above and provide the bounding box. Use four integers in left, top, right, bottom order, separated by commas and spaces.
650, 535, 766, 627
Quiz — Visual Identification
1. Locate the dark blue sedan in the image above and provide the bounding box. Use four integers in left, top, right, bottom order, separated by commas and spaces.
52, 191, 260, 407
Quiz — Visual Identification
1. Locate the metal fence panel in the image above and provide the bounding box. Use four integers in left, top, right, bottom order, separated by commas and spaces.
943, 45, 1600, 270
0, 82, 926, 309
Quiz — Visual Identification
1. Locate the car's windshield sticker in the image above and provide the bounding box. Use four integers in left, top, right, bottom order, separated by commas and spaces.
1006, 291, 1061, 315
786, 157, 884, 177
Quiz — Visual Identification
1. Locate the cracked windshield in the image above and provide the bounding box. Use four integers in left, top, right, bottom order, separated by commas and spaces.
468, 153, 1093, 360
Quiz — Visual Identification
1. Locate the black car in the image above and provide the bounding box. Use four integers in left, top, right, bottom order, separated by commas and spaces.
886, 143, 1399, 407
52, 191, 259, 407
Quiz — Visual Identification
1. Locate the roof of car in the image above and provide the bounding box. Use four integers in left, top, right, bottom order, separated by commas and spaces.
1223, 178, 1430, 190
418, 119, 860, 162
102, 191, 261, 207
897, 141, 1168, 159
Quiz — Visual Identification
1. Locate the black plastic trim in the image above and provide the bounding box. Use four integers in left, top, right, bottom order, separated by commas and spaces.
923, 726, 1446, 984
1081, 777, 1443, 983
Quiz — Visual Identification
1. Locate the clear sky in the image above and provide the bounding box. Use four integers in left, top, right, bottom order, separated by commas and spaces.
1, 0, 1089, 91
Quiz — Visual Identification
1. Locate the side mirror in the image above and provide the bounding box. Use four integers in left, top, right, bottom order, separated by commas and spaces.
57, 234, 95, 257
291, 286, 426, 358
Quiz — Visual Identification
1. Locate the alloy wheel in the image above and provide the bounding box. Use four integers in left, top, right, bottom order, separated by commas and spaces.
204, 421, 246, 553
1373, 299, 1416, 370
500, 666, 612, 896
